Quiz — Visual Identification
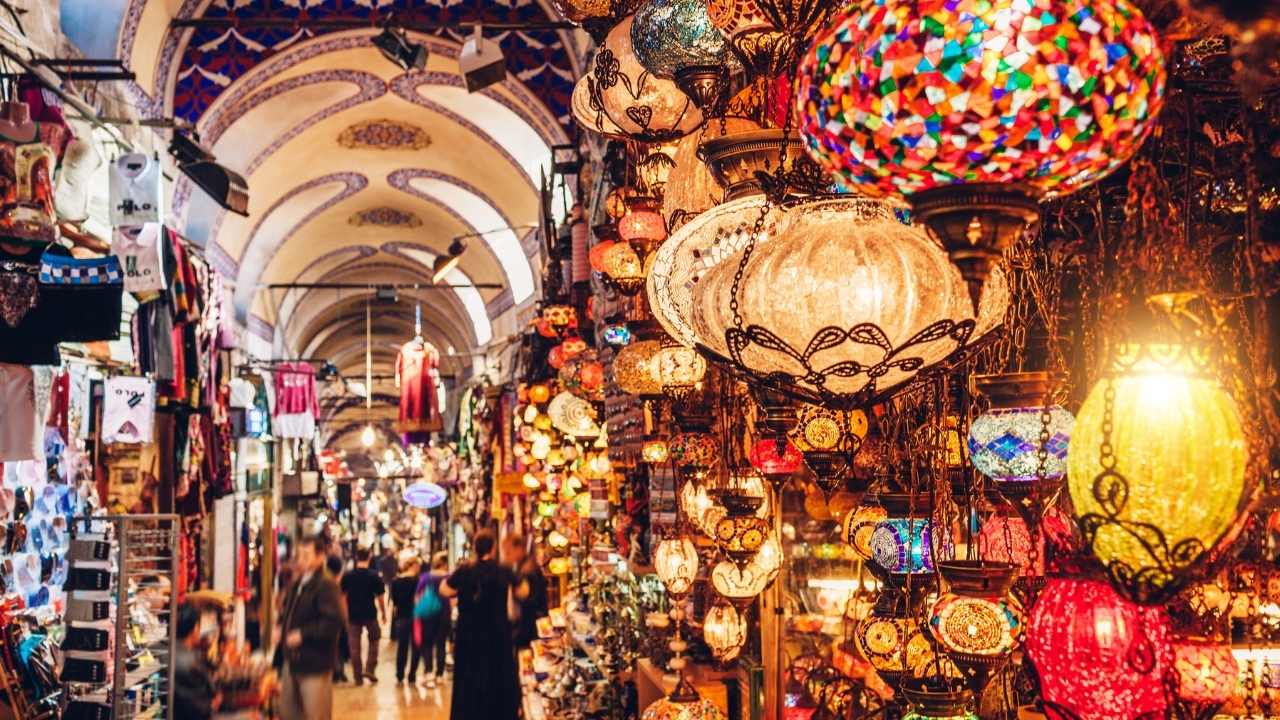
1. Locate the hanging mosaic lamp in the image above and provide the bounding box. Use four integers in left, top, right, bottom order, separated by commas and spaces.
662, 117, 761, 230
842, 501, 887, 561
1067, 342, 1247, 603
706, 0, 835, 78
703, 602, 749, 662
690, 196, 1008, 407
641, 676, 726, 720
599, 241, 647, 295
968, 372, 1073, 483
613, 339, 665, 398
929, 562, 1023, 695
869, 493, 953, 576
1170, 636, 1238, 713
854, 591, 936, 681
900, 684, 978, 720
647, 194, 777, 349
573, 77, 627, 139
579, 16, 704, 142
618, 195, 668, 255
1025, 577, 1170, 719
655, 536, 700, 598
559, 352, 606, 401
711, 558, 772, 604
528, 383, 551, 404
668, 432, 720, 477
630, 0, 741, 109
650, 338, 707, 399
797, 0, 1166, 309
748, 437, 802, 486
642, 438, 671, 464
548, 391, 602, 438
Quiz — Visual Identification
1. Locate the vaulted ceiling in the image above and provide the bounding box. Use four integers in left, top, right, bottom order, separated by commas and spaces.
92, 0, 585, 453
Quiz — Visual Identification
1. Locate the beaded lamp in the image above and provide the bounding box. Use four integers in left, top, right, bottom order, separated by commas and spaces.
1171, 636, 1238, 712
797, 0, 1165, 308
631, 0, 740, 81
690, 196, 1008, 407
968, 372, 1073, 482
1025, 577, 1170, 719
579, 16, 704, 142
869, 494, 952, 576
612, 340, 665, 397
929, 562, 1023, 696
1068, 342, 1246, 602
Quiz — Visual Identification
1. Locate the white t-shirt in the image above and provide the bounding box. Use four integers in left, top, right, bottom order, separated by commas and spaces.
0, 363, 41, 462
108, 153, 162, 226
112, 224, 167, 294
229, 377, 257, 409
101, 376, 155, 444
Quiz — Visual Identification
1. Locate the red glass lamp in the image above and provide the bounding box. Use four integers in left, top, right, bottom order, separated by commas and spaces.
1025, 577, 1170, 719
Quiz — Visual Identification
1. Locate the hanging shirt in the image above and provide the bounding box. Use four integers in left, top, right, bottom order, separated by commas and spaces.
101, 376, 155, 444
0, 121, 68, 245
395, 339, 442, 434
229, 377, 256, 409
112, 224, 166, 294
0, 363, 41, 461
273, 363, 319, 439
108, 152, 162, 226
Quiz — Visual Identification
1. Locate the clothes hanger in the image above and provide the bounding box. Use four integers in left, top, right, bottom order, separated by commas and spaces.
413, 302, 424, 345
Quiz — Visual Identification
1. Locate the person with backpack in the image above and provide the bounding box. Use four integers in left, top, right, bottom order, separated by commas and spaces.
388, 555, 423, 685
414, 551, 451, 688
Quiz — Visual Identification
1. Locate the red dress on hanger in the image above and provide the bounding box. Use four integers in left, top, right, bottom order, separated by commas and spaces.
396, 338, 442, 433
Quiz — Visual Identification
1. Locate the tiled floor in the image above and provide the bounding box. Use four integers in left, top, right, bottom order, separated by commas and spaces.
333, 637, 452, 719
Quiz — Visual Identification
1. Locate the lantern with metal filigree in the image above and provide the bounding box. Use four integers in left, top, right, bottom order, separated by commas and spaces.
655, 536, 700, 599
928, 562, 1023, 697
703, 602, 748, 663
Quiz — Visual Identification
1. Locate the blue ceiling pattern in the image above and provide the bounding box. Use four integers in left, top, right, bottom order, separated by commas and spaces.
173, 0, 577, 129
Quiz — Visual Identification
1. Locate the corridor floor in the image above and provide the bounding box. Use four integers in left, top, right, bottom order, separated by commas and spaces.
333, 636, 452, 719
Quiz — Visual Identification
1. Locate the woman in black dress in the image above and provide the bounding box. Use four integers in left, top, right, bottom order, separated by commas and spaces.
439, 529, 528, 719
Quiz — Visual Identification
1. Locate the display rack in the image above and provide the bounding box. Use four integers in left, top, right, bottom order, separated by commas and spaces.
61, 515, 178, 719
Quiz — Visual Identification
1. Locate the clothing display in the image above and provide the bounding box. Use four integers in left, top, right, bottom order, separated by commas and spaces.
395, 338, 443, 433
100, 376, 155, 444
111, 223, 166, 294
107, 152, 162, 226
0, 363, 41, 462
273, 362, 319, 439
0, 120, 67, 245
38, 251, 123, 342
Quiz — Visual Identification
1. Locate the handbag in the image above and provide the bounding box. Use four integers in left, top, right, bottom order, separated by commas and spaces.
414, 584, 443, 620
38, 252, 123, 342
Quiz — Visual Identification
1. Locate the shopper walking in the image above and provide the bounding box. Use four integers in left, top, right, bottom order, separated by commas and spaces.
339, 546, 386, 685
416, 551, 452, 688
440, 530, 528, 720
514, 552, 549, 650
326, 553, 351, 683
173, 602, 219, 720
389, 556, 423, 685
275, 536, 343, 720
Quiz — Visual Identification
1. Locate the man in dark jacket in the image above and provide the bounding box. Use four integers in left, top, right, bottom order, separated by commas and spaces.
174, 602, 218, 719
275, 536, 344, 720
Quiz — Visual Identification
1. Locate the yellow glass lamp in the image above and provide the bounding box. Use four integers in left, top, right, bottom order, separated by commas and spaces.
703, 603, 748, 662
655, 537, 700, 598
1068, 343, 1247, 602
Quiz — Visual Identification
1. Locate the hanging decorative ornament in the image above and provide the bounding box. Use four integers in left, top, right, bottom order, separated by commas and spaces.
705, 0, 835, 78
647, 195, 777, 348
929, 562, 1023, 698
613, 339, 666, 398
589, 237, 618, 273
630, 0, 741, 108
559, 352, 606, 401
968, 372, 1073, 483
542, 304, 576, 332
747, 437, 802, 485
1068, 342, 1247, 603
599, 240, 647, 295
703, 602, 748, 662
797, 0, 1166, 308
642, 438, 671, 464
559, 336, 589, 359
641, 677, 726, 720
691, 197, 1009, 408
869, 494, 953, 576
1025, 577, 1170, 719
548, 391, 602, 438
841, 501, 887, 561
854, 591, 936, 681
637, 144, 678, 198
662, 117, 761, 230
710, 558, 772, 604
654, 536, 700, 597
577, 16, 704, 142
650, 339, 707, 399
547, 345, 567, 370
1170, 636, 1238, 718
618, 195, 669, 255
900, 684, 978, 720
603, 324, 633, 346
668, 432, 720, 478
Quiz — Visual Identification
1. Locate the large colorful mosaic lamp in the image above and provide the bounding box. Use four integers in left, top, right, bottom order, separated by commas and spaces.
630, 0, 741, 108
797, 0, 1167, 309
869, 493, 952, 580
929, 561, 1023, 698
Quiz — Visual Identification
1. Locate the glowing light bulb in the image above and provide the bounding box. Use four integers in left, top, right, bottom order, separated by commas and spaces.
361, 424, 376, 447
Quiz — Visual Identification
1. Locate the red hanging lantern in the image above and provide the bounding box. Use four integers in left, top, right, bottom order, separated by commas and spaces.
1025, 578, 1170, 720
547, 345, 567, 369
748, 438, 802, 478
560, 336, 588, 359
1171, 636, 1238, 707
536, 317, 558, 338
528, 384, 551, 405
589, 239, 616, 273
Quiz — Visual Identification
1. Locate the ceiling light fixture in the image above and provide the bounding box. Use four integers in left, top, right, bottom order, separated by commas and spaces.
432, 239, 466, 284
372, 25, 428, 71
459, 26, 506, 93
168, 132, 249, 216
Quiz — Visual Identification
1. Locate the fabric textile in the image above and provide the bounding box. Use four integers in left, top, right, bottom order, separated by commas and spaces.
107, 153, 162, 226
100, 376, 154, 444
0, 121, 67, 244
0, 363, 41, 461
111, 224, 166, 294
395, 340, 442, 433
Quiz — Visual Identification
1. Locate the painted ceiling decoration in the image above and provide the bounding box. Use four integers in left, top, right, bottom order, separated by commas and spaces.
337, 118, 432, 150
169, 0, 577, 131
348, 206, 424, 227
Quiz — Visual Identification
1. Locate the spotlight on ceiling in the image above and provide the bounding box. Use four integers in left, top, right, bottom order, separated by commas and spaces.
459, 26, 505, 93
373, 26, 428, 71
168, 132, 249, 216
432, 238, 466, 284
